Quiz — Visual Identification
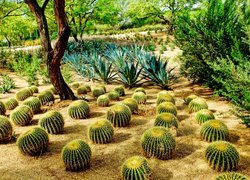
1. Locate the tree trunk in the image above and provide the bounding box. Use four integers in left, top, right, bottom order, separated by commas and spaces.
5, 36, 11, 47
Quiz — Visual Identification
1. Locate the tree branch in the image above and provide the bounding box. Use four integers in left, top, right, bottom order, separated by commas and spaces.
1, 4, 23, 19
42, 0, 50, 11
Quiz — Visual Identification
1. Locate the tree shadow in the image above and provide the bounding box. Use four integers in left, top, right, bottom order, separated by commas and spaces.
112, 132, 132, 143
130, 118, 150, 127
175, 142, 198, 159
89, 111, 106, 119
63, 124, 87, 134
229, 132, 240, 143
178, 125, 197, 136
177, 115, 190, 122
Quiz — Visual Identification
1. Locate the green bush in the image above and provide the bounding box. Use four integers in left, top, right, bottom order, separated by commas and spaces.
0, 115, 13, 143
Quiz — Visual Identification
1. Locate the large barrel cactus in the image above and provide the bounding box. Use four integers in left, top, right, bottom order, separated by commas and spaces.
39, 110, 64, 134
184, 94, 198, 104
61, 139, 92, 171
88, 119, 114, 144
122, 98, 138, 114
17, 127, 49, 156
92, 87, 105, 98
38, 90, 55, 105
10, 105, 33, 126
205, 141, 239, 171
154, 112, 178, 128
97, 95, 110, 107
195, 109, 215, 124
4, 98, 18, 110
216, 172, 247, 180
141, 126, 176, 160
23, 97, 41, 114
200, 120, 229, 142
108, 91, 120, 101
188, 97, 208, 112
0, 115, 13, 143
68, 100, 90, 119
114, 85, 125, 96
121, 156, 151, 180
107, 104, 131, 127
0, 101, 6, 115
77, 86, 88, 95
132, 92, 147, 104
156, 102, 177, 116
134, 87, 146, 94
15, 88, 33, 101
29, 85, 39, 93
157, 93, 175, 105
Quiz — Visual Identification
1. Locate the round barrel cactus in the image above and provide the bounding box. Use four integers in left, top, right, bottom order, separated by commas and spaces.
85, 85, 91, 92
15, 88, 33, 101
97, 95, 110, 107
184, 94, 198, 104
114, 85, 125, 96
92, 87, 105, 98
132, 92, 147, 104
195, 109, 215, 124
23, 97, 41, 114
108, 91, 120, 101
70, 82, 80, 90
216, 172, 247, 180
61, 139, 91, 171
107, 104, 131, 127
39, 110, 64, 134
10, 105, 33, 126
154, 112, 178, 128
38, 90, 54, 105
77, 86, 88, 95
68, 100, 90, 119
205, 141, 239, 171
29, 85, 39, 93
200, 120, 229, 142
98, 84, 106, 93
156, 102, 177, 116
134, 87, 146, 94
188, 97, 208, 112
49, 86, 58, 95
122, 98, 138, 114
17, 127, 49, 156
0, 101, 6, 115
157, 90, 170, 97
88, 119, 114, 144
4, 98, 18, 110
121, 156, 151, 180
141, 126, 176, 160
157, 93, 175, 105
0, 115, 13, 143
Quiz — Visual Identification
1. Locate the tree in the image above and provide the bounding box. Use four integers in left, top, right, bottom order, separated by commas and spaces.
25, 0, 75, 100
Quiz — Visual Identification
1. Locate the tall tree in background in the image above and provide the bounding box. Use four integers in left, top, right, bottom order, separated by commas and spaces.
25, 0, 75, 100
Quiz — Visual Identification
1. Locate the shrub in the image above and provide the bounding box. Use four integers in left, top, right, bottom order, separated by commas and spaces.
157, 93, 175, 105
108, 91, 120, 101
68, 100, 90, 119
134, 87, 146, 94
23, 97, 41, 114
88, 119, 114, 144
154, 113, 178, 128
15, 88, 33, 101
61, 139, 91, 171
156, 102, 177, 116
141, 126, 175, 160
132, 92, 147, 104
0, 115, 13, 143
97, 95, 110, 107
77, 86, 88, 96
0, 74, 16, 93
122, 98, 138, 114
4, 98, 18, 110
184, 94, 198, 105
92, 87, 105, 98
29, 85, 39, 93
188, 98, 208, 112
195, 109, 215, 124
17, 127, 49, 156
114, 85, 125, 96
0, 101, 6, 115
215, 172, 247, 180
205, 141, 239, 171
106, 104, 131, 127
37, 90, 54, 105
10, 105, 33, 126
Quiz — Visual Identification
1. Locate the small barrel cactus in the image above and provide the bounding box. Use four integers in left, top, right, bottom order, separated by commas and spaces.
98, 84, 107, 93
215, 172, 247, 180
4, 98, 18, 110
15, 88, 33, 101
205, 141, 239, 171
188, 97, 208, 112
85, 85, 91, 92
61, 139, 91, 171
184, 94, 198, 104
39, 110, 64, 134
195, 109, 215, 124
114, 85, 125, 96
107, 104, 131, 127
121, 156, 151, 180
77, 86, 88, 95
88, 119, 114, 144
156, 102, 177, 116
141, 126, 176, 160
92, 87, 105, 98
10, 105, 33, 126
132, 92, 147, 104
0, 101, 6, 115
68, 100, 90, 119
200, 120, 229, 142
0, 115, 13, 143
122, 98, 138, 114
23, 97, 41, 114
154, 113, 178, 128
38, 90, 55, 105
17, 127, 49, 156
134, 87, 146, 94
157, 93, 175, 105
49, 86, 58, 95
108, 91, 120, 101
97, 95, 110, 107
70, 82, 80, 90
29, 85, 39, 93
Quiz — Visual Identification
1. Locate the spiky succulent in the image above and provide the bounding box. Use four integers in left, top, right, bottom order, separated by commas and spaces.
132, 92, 147, 104
29, 85, 39, 93
88, 119, 114, 144
15, 88, 33, 101
108, 91, 120, 101
121, 156, 151, 180
61, 139, 91, 171
17, 127, 49, 156
141, 126, 175, 160
114, 85, 125, 96
85, 85, 91, 92
0, 101, 6, 115
97, 95, 110, 107
156, 93, 175, 105
215, 172, 247, 180
39, 110, 64, 134
195, 109, 215, 124
122, 98, 138, 114
4, 98, 18, 110
200, 120, 229, 142
184, 94, 198, 104
70, 82, 80, 90
134, 87, 146, 94
188, 97, 208, 112
37, 90, 55, 105
107, 104, 131, 127
77, 86, 88, 95
98, 84, 107, 93
157, 90, 171, 98
49, 86, 58, 95
10, 105, 33, 126
205, 141, 239, 171
154, 113, 178, 128
23, 97, 41, 114
92, 87, 105, 98
156, 102, 177, 116
0, 115, 13, 143
68, 100, 90, 119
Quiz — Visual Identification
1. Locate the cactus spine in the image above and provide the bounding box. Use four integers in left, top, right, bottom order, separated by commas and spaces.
107, 104, 131, 127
